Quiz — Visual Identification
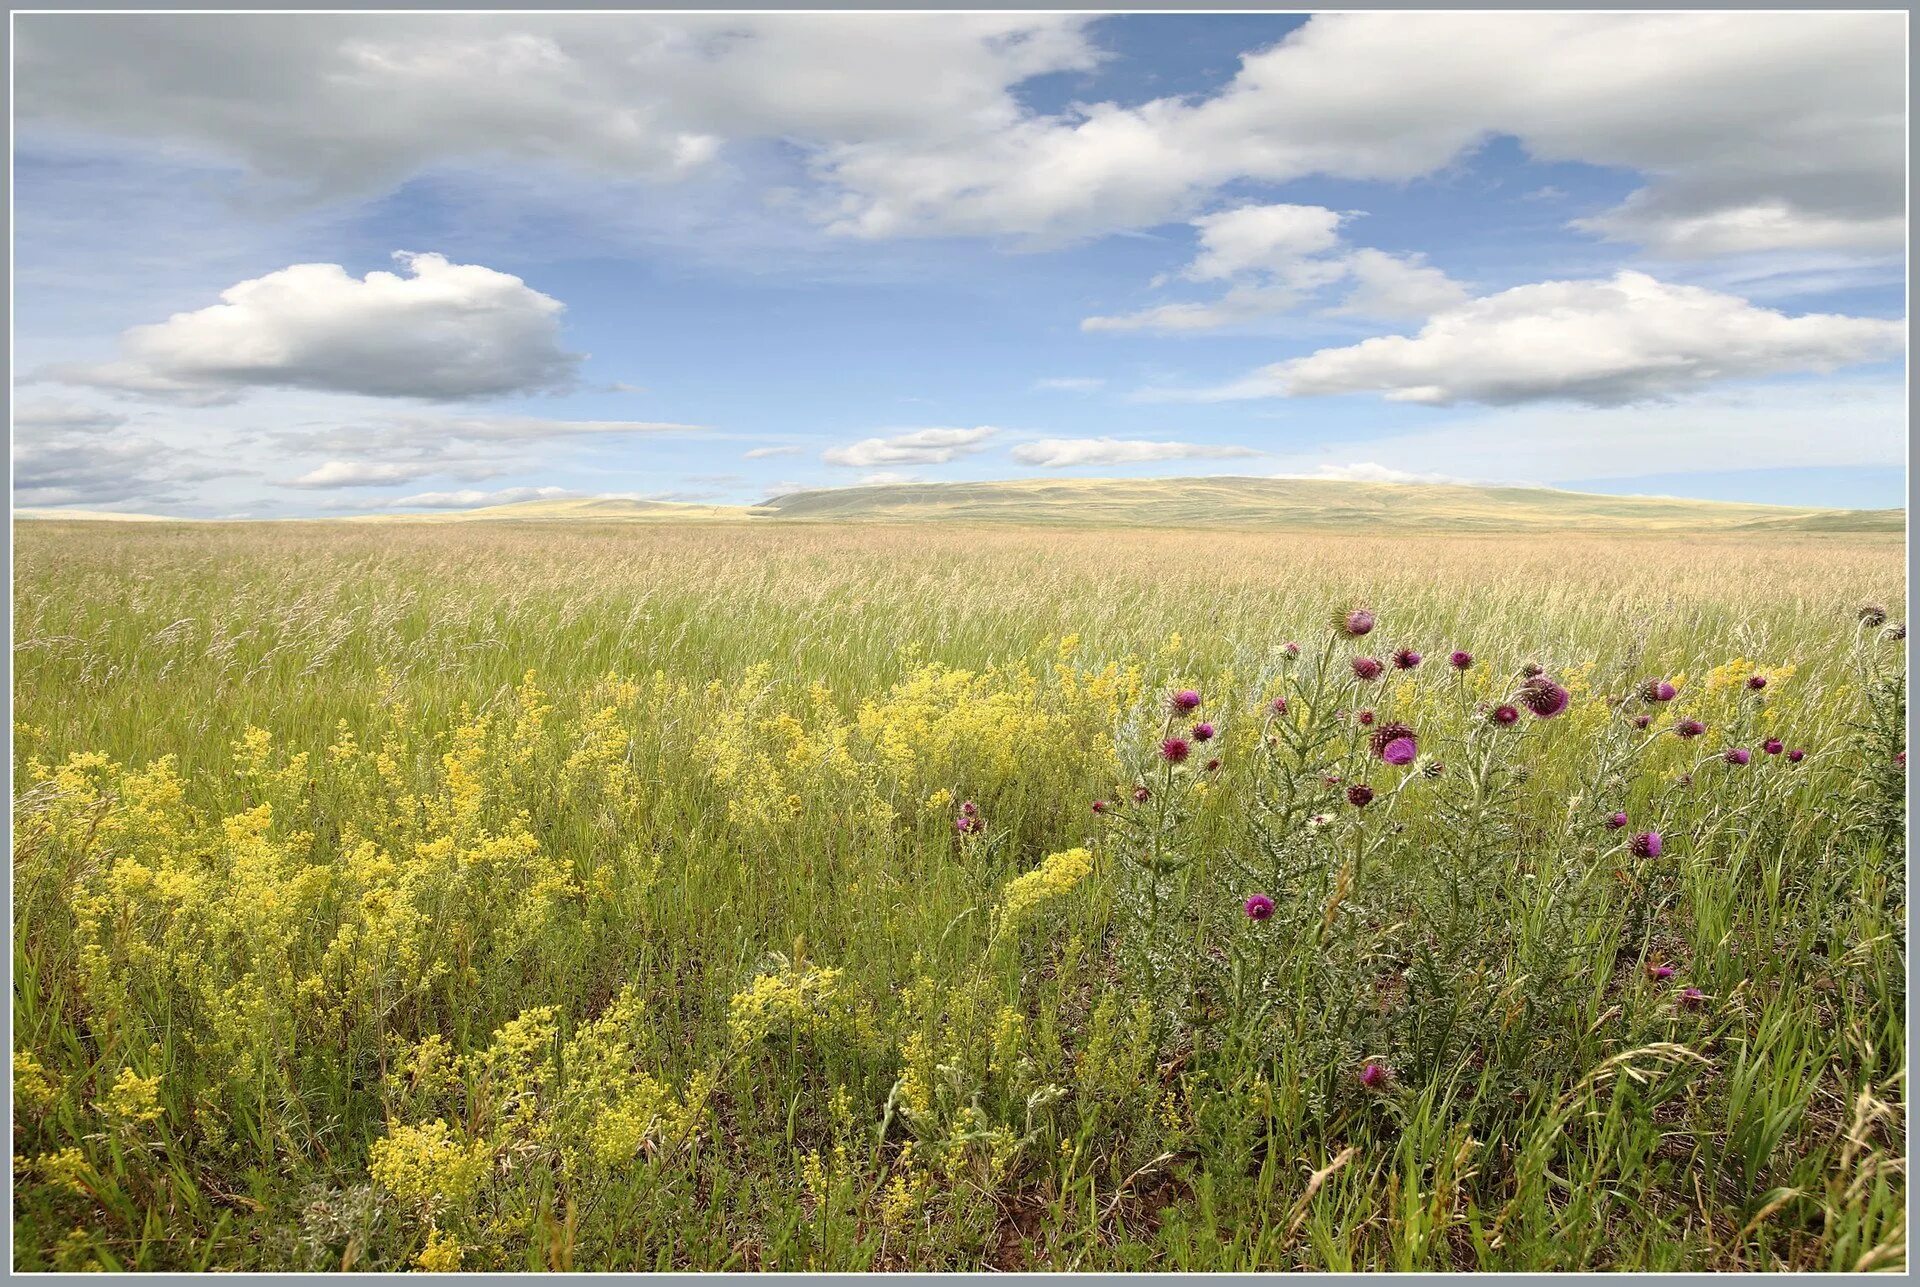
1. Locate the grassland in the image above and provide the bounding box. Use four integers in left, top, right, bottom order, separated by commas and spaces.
10, 518, 1908, 1271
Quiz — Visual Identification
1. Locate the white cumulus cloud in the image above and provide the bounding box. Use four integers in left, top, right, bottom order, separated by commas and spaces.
1011, 437, 1263, 468
1084, 203, 1466, 333
48, 252, 581, 402
1195, 271, 1903, 406
282, 460, 443, 489
822, 426, 998, 468
386, 485, 580, 509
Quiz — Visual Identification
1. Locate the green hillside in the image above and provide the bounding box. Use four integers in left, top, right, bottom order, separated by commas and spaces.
752, 476, 1904, 533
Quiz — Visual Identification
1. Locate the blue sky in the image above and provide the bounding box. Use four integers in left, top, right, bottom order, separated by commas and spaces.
12, 12, 1907, 516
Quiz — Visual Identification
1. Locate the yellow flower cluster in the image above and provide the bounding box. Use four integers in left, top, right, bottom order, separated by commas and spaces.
368, 1119, 493, 1209
97, 1068, 163, 1128
729, 959, 848, 1047
14, 1051, 58, 1116
995, 847, 1093, 934
414, 1224, 463, 1273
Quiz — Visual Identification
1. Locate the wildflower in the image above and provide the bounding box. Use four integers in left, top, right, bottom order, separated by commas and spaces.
368, 1121, 492, 1208
1631, 831, 1663, 858
1359, 1062, 1389, 1089
1205, 757, 1222, 773
1633, 714, 1652, 729
1723, 747, 1751, 765
1420, 758, 1445, 779
1449, 650, 1473, 670
98, 1068, 163, 1128
1170, 689, 1202, 714
1133, 785, 1151, 802
1368, 721, 1417, 764
1519, 661, 1545, 678
1282, 641, 1302, 658
1357, 709, 1375, 725
1492, 704, 1520, 726
1307, 812, 1334, 829
1346, 783, 1374, 808
1647, 963, 1675, 982
1160, 737, 1191, 764
1091, 800, 1108, 815
1763, 739, 1783, 755
955, 811, 983, 835
1640, 679, 1677, 702
1678, 773, 1693, 787
1746, 674, 1768, 691
998, 848, 1093, 929
1606, 810, 1629, 830
1859, 603, 1888, 628
1381, 739, 1416, 766
1243, 893, 1275, 921
1391, 648, 1422, 670
1190, 721, 1215, 742
1351, 656, 1384, 681
1678, 987, 1707, 1012
1897, 751, 1907, 768
1341, 608, 1376, 637
1269, 696, 1289, 715
1786, 749, 1805, 763
416, 1227, 463, 1273
1674, 719, 1706, 739
1888, 623, 1907, 641
1518, 675, 1570, 718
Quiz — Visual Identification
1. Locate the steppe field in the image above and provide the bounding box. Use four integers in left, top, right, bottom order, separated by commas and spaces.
10, 516, 1909, 1272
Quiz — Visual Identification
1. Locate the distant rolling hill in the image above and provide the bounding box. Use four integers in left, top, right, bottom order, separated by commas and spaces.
751, 477, 1904, 534
16, 479, 1904, 533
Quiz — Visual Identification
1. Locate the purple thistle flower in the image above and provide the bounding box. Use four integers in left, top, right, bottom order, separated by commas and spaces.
1674, 719, 1706, 739
1132, 785, 1152, 803
1360, 1062, 1389, 1089
1282, 641, 1303, 658
1357, 709, 1375, 725
1633, 714, 1653, 729
1342, 608, 1376, 637
1747, 674, 1768, 691
1631, 831, 1663, 858
1382, 738, 1416, 766
1190, 722, 1215, 742
1859, 603, 1888, 628
1724, 747, 1751, 765
1606, 810, 1629, 830
1244, 893, 1275, 921
955, 814, 982, 835
1763, 738, 1783, 755
1449, 650, 1473, 670
1351, 656, 1384, 681
1519, 661, 1545, 679
1160, 737, 1191, 764
1639, 678, 1677, 702
1170, 689, 1202, 714
1205, 756, 1222, 773
1786, 748, 1805, 763
1346, 783, 1375, 808
1518, 676, 1570, 719
1647, 963, 1675, 982
1392, 647, 1422, 670
1888, 623, 1907, 642
1492, 704, 1520, 726
1091, 800, 1108, 815
1369, 722, 1417, 762
1897, 751, 1907, 768
1678, 987, 1707, 1012
1270, 696, 1289, 715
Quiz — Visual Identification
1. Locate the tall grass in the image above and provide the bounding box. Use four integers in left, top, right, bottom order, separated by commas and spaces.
11, 519, 1908, 1271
